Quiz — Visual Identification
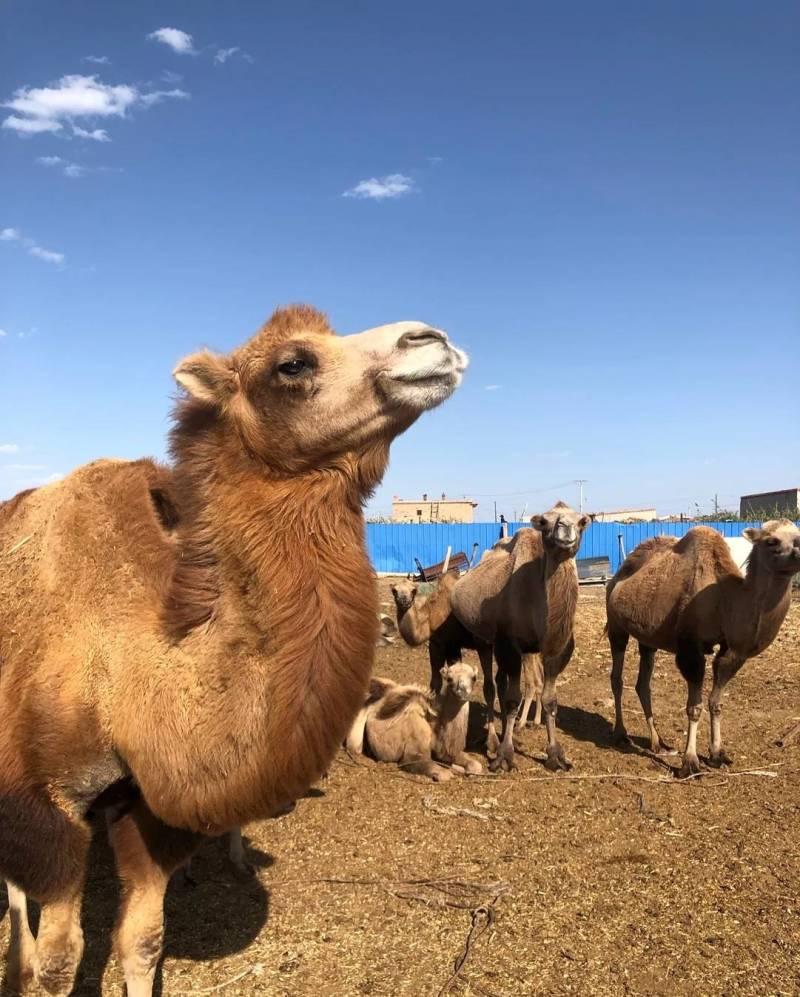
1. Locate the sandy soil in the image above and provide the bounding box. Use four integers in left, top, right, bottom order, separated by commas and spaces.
2, 587, 799, 996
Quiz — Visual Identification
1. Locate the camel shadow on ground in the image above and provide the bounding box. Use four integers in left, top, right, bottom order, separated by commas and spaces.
0, 822, 271, 997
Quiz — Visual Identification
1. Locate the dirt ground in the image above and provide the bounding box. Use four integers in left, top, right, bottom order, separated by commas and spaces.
2, 585, 799, 996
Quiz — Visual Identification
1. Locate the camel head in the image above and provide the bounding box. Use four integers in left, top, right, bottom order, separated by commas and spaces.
743, 519, 800, 577
172, 305, 467, 485
531, 501, 591, 559
439, 661, 479, 702
390, 577, 418, 612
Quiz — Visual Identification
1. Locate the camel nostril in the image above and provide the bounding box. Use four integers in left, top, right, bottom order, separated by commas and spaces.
398, 328, 446, 349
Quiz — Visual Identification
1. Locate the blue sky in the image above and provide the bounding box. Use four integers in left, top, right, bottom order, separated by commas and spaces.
1, 1, 798, 519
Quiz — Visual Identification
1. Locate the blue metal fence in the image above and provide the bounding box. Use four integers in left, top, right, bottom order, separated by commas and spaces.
367, 520, 776, 575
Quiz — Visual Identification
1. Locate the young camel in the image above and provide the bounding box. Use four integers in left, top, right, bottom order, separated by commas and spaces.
606, 521, 800, 778
0, 305, 466, 996
346, 662, 483, 780
390, 574, 497, 738
451, 502, 590, 772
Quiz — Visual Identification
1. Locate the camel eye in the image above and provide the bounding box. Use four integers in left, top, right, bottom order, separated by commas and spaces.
277, 358, 308, 377
766, 537, 781, 547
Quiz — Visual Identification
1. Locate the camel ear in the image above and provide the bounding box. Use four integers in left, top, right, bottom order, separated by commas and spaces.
578, 514, 592, 531
743, 527, 765, 544
174, 350, 235, 405
531, 514, 547, 532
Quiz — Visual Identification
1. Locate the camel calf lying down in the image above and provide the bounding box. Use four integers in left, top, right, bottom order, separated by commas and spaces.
346, 663, 482, 781
607, 520, 800, 778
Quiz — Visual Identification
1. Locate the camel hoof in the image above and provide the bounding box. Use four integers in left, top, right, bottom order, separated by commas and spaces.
432, 767, 454, 783
489, 751, 515, 773
653, 739, 675, 754
708, 750, 733, 769
231, 860, 256, 881
544, 745, 572, 772
612, 729, 631, 747
676, 757, 703, 780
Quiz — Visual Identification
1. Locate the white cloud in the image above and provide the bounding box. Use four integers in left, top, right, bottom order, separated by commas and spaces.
0, 444, 20, 453
36, 156, 90, 179
5, 463, 45, 471
428, 156, 443, 165
37, 155, 64, 166
214, 47, 239, 64
28, 246, 64, 264
1, 228, 21, 241
2, 74, 189, 139
83, 55, 110, 65
148, 27, 196, 54
139, 88, 190, 108
63, 163, 88, 179
73, 124, 110, 141
162, 70, 183, 84
0, 329, 6, 337
343, 173, 415, 201
484, 384, 502, 391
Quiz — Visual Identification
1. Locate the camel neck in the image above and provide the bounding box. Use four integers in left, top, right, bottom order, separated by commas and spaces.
735, 555, 793, 622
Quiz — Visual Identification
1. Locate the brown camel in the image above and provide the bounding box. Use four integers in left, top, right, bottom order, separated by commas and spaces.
451, 502, 590, 772
345, 661, 482, 779
0, 305, 466, 996
390, 574, 496, 727
606, 521, 800, 778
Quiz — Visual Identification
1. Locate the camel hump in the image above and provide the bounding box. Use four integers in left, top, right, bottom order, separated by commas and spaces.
375, 684, 432, 720
674, 525, 741, 576
615, 534, 678, 580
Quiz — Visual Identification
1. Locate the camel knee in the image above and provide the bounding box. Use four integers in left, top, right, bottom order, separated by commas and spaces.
708, 699, 722, 717
34, 934, 84, 996
686, 703, 702, 722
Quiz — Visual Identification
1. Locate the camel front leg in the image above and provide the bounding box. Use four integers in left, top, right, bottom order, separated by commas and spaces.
34, 891, 85, 996
109, 799, 201, 997
676, 641, 706, 779
490, 640, 522, 772
708, 648, 746, 767
541, 639, 575, 771
635, 644, 673, 754
6, 882, 35, 993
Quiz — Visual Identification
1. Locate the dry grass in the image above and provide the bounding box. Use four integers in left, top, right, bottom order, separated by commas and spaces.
3, 589, 800, 996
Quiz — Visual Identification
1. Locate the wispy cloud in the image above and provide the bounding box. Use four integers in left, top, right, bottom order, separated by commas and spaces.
161, 70, 183, 84
72, 124, 110, 141
0, 444, 20, 454
139, 88, 190, 108
5, 463, 46, 471
214, 47, 254, 65
343, 173, 415, 201
428, 156, 443, 165
0, 329, 7, 338
83, 55, 110, 65
36, 156, 100, 179
484, 384, 502, 391
148, 27, 196, 55
2, 74, 189, 140
1, 226, 65, 266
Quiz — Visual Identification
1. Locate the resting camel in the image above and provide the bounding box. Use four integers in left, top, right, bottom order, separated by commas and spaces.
606, 521, 800, 779
346, 661, 482, 780
452, 502, 590, 772
0, 305, 466, 996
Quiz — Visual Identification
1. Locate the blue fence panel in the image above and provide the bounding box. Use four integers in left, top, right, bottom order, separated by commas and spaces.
367, 520, 792, 575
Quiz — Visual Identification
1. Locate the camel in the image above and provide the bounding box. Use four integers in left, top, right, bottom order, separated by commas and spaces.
346, 661, 483, 780
606, 520, 800, 778
0, 305, 466, 996
376, 611, 398, 646
390, 573, 496, 725
451, 502, 591, 772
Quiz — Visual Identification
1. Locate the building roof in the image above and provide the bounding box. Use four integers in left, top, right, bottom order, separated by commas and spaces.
740, 487, 800, 499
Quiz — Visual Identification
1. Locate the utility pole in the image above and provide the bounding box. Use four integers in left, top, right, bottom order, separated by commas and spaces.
713, 493, 719, 515
575, 479, 587, 514
493, 500, 497, 523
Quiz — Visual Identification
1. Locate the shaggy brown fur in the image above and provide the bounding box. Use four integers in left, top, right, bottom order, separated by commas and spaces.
346, 662, 482, 780
451, 502, 590, 772
606, 521, 800, 778
0, 305, 466, 995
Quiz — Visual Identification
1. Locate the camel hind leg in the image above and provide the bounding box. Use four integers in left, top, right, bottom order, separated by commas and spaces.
635, 644, 672, 753
476, 642, 499, 757
6, 882, 35, 993
675, 640, 706, 779
109, 798, 202, 997
608, 627, 629, 745
490, 639, 522, 773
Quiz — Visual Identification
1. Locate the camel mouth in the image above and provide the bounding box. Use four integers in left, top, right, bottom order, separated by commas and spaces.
379, 342, 469, 411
